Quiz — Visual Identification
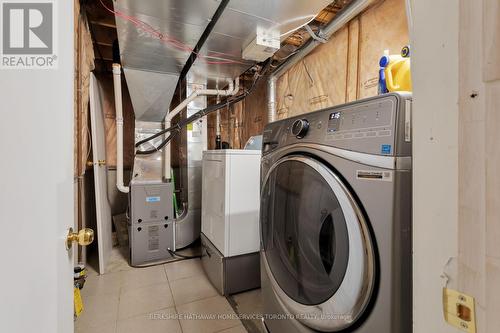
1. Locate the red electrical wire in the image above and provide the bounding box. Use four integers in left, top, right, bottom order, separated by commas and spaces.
99, 0, 247, 65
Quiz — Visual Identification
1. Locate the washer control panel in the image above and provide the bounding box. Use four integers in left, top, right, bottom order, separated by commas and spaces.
262, 93, 411, 157
326, 103, 393, 140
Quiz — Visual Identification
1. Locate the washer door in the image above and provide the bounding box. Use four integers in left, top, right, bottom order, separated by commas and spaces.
261, 155, 375, 332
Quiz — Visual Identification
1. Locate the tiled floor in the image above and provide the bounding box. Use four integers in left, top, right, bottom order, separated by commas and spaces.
76, 247, 250, 333
228, 289, 264, 333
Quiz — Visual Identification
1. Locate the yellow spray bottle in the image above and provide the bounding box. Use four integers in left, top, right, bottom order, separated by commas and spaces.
384, 45, 412, 92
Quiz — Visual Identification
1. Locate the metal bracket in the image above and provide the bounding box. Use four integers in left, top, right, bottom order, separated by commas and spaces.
304, 25, 328, 44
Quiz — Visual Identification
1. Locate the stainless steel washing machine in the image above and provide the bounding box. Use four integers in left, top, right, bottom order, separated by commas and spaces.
260, 93, 412, 333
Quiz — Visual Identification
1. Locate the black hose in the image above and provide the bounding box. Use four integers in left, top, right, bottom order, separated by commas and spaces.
135, 131, 179, 155
134, 95, 243, 155
134, 124, 177, 148
129, 252, 201, 268
134, 96, 240, 154
167, 248, 202, 259
134, 61, 269, 155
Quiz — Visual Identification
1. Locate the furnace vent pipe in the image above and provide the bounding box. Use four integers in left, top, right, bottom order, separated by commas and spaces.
267, 0, 377, 122
268, 76, 277, 123
215, 80, 221, 140
216, 109, 221, 136
113, 63, 129, 194
162, 77, 240, 181
215, 92, 222, 149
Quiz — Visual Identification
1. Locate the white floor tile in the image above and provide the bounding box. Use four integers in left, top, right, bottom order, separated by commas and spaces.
106, 247, 134, 274
117, 307, 182, 333
164, 258, 205, 281
121, 265, 168, 291
216, 324, 248, 333
76, 293, 119, 329
78, 246, 244, 333
176, 295, 241, 333
118, 282, 175, 319
170, 274, 219, 306
81, 271, 123, 298
75, 321, 116, 333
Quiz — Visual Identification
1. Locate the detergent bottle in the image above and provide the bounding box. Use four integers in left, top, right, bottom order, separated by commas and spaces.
378, 46, 412, 94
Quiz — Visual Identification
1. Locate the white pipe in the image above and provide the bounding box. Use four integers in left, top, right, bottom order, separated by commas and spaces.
267, 0, 377, 122
162, 92, 200, 181
113, 63, 129, 194
268, 76, 277, 123
216, 92, 221, 136
162, 78, 239, 180
405, 0, 414, 41
216, 111, 221, 134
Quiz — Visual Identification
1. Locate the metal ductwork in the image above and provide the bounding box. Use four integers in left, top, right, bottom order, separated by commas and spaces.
114, 0, 221, 121
115, 0, 333, 110
175, 77, 207, 248
189, 0, 333, 87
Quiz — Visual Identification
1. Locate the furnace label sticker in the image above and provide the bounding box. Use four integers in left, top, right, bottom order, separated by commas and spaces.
148, 226, 160, 251
356, 170, 393, 182
146, 196, 161, 203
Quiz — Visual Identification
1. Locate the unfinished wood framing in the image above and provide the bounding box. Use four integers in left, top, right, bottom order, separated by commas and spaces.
276, 0, 409, 117
93, 74, 135, 169
74, 0, 95, 178
209, 0, 409, 146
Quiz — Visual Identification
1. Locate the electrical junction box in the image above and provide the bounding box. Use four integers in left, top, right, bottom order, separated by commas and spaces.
242, 26, 280, 62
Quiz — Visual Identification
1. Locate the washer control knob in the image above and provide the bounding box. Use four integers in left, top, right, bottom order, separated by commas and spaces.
291, 119, 309, 138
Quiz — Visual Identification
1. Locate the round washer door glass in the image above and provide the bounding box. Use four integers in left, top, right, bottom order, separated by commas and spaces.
261, 156, 375, 331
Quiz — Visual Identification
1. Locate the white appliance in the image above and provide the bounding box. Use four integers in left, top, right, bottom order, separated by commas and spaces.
201, 149, 261, 295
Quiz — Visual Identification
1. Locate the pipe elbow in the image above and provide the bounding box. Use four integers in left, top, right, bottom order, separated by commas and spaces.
117, 184, 129, 194
116, 180, 130, 193
232, 77, 240, 95
112, 63, 121, 75
227, 78, 234, 93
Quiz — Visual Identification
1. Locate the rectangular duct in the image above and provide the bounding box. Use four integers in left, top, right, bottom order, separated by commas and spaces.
114, 0, 333, 119
114, 0, 220, 121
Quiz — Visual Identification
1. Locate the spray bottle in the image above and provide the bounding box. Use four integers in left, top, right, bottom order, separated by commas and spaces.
378, 50, 390, 95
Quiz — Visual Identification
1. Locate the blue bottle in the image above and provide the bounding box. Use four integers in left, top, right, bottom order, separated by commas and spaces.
378, 53, 390, 95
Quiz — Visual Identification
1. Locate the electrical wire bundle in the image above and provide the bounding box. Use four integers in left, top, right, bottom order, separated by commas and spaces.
99, 0, 246, 65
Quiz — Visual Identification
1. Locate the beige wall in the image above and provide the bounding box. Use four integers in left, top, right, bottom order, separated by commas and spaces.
209, 0, 409, 147
94, 74, 135, 169
275, 0, 409, 118
411, 0, 459, 331
458, 0, 500, 332
207, 77, 268, 150
413, 0, 500, 332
